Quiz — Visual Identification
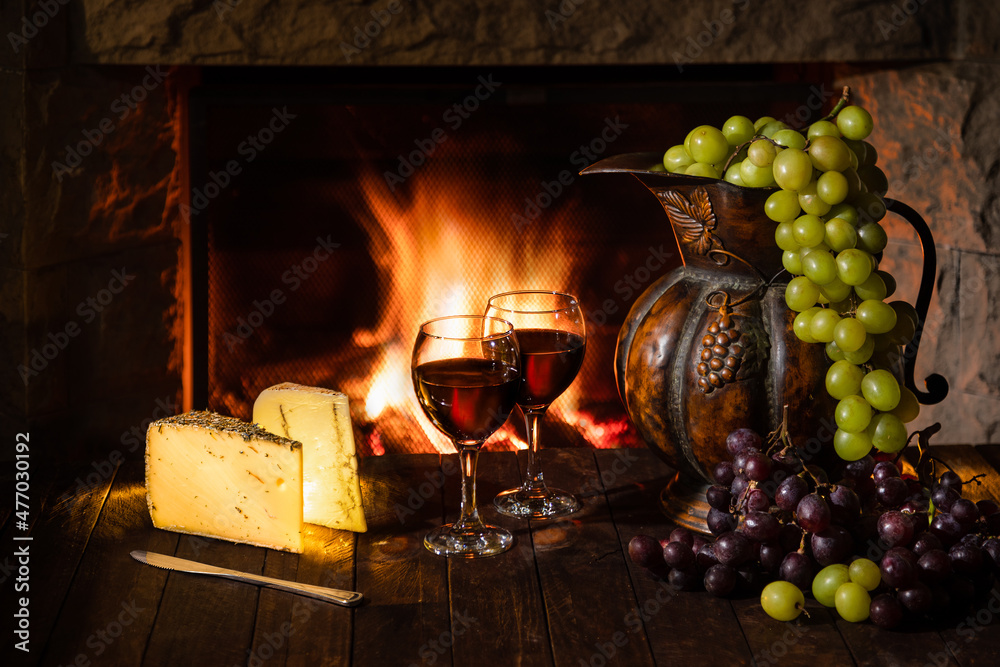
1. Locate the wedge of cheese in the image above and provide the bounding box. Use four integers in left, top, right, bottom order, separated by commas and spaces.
253, 383, 367, 532
145, 411, 304, 553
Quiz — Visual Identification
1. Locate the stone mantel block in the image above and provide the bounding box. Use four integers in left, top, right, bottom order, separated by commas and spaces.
67, 0, 975, 67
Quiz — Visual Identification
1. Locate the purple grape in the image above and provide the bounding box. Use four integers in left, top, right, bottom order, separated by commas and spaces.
779, 551, 814, 591
707, 507, 737, 536
703, 563, 737, 597
930, 486, 960, 513
938, 470, 962, 494
690, 534, 708, 556
795, 493, 832, 533
898, 582, 933, 614
747, 489, 771, 513
779, 522, 805, 553
982, 538, 1000, 572
730, 474, 750, 500
843, 454, 876, 481
950, 498, 980, 527
759, 541, 784, 573
628, 534, 666, 569
735, 562, 764, 594
776, 475, 809, 511
877, 510, 914, 549
669, 527, 694, 547
714, 531, 752, 567
976, 499, 999, 517
873, 460, 900, 483
853, 476, 876, 501
912, 532, 943, 557
706, 485, 732, 511
713, 461, 736, 486
744, 451, 772, 483
959, 532, 983, 548
742, 511, 780, 542
663, 540, 696, 570
875, 477, 909, 508
828, 485, 861, 526
733, 449, 753, 473
726, 428, 762, 456
929, 513, 964, 547
917, 549, 952, 584
881, 547, 918, 588
696, 542, 718, 572
870, 593, 904, 629
811, 526, 853, 566
668, 567, 700, 591
949, 544, 984, 577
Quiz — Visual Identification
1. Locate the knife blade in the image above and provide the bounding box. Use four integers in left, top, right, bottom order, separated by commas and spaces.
130, 550, 363, 607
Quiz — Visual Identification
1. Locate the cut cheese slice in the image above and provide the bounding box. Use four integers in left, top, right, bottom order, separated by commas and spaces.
145, 410, 304, 553
253, 383, 367, 532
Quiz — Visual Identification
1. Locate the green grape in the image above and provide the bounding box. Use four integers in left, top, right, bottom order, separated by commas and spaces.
783, 250, 804, 275
861, 141, 878, 167
775, 221, 800, 252
849, 558, 881, 592
798, 181, 832, 216
826, 359, 864, 399
858, 164, 889, 196
834, 317, 868, 352
759, 120, 790, 138
856, 221, 888, 254
861, 368, 901, 411
753, 115, 776, 131
819, 277, 852, 303
836, 249, 873, 286
843, 138, 867, 167
837, 105, 874, 141
824, 217, 858, 252
817, 170, 849, 205
802, 249, 838, 285
854, 193, 887, 224
685, 162, 721, 179
808, 135, 853, 172
792, 214, 827, 247
876, 270, 896, 297
867, 412, 908, 453
813, 564, 850, 608
834, 428, 873, 461
891, 386, 921, 423
724, 162, 745, 185
748, 139, 777, 167
663, 144, 694, 173
785, 276, 821, 312
740, 159, 776, 188
688, 125, 730, 164
826, 340, 846, 361
793, 307, 821, 342
807, 119, 840, 139
856, 299, 897, 334
765, 189, 802, 223
650, 163, 667, 172
836, 394, 873, 432
853, 272, 887, 301
772, 128, 807, 150
840, 167, 864, 202
722, 115, 756, 146
890, 300, 919, 328
773, 148, 813, 191
825, 202, 860, 226
843, 334, 875, 364
835, 582, 871, 622
887, 309, 917, 345
761, 581, 805, 621
810, 308, 841, 343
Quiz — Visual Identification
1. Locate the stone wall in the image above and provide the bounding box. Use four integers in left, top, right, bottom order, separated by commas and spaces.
3, 0, 999, 462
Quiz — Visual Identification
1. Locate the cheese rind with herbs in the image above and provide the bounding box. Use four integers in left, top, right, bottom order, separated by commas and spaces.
145, 410, 305, 553
253, 383, 367, 532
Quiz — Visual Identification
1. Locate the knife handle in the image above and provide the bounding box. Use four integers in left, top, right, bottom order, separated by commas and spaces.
217, 571, 364, 607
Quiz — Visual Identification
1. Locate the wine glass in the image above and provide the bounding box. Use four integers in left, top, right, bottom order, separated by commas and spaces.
486, 291, 586, 519
411, 315, 521, 557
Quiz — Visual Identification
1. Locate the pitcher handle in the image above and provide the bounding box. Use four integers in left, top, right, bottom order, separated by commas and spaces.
884, 198, 949, 405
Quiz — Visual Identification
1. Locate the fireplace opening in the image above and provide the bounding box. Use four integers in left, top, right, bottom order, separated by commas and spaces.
187, 65, 833, 455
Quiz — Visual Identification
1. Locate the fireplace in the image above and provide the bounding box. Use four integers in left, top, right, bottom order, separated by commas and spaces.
185, 66, 827, 455
5, 3, 1000, 464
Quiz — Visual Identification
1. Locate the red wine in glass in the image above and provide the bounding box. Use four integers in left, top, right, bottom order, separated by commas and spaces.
414, 358, 519, 442
514, 328, 586, 410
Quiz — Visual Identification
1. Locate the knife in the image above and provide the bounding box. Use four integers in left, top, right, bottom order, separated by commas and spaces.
130, 550, 363, 607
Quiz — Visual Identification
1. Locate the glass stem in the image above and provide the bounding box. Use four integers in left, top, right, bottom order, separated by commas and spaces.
522, 408, 549, 497
454, 442, 483, 531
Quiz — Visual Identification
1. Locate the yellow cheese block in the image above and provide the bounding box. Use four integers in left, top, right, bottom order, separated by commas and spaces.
253, 383, 367, 532
145, 410, 304, 553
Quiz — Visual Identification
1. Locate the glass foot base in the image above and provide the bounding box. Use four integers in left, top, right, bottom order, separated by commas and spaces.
493, 487, 581, 520
423, 524, 513, 558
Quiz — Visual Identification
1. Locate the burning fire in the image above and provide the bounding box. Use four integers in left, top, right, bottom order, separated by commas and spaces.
351, 162, 582, 453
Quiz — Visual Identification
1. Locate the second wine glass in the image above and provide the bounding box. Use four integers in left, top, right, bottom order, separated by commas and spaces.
487, 291, 586, 519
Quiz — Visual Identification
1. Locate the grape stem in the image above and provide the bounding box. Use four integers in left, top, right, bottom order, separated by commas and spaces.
820, 86, 852, 123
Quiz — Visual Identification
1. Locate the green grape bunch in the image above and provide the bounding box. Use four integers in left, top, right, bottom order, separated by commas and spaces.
662, 88, 920, 462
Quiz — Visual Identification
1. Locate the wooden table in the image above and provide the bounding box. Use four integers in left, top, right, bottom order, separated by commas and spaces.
6, 445, 1000, 666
